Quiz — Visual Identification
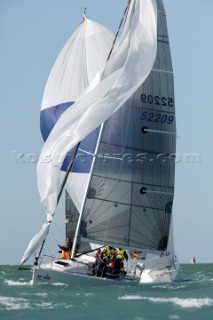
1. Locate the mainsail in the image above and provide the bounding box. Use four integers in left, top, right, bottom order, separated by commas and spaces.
21, 17, 114, 264
79, 0, 176, 254
37, 0, 158, 222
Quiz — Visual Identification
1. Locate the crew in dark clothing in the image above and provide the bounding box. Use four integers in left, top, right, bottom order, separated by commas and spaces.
95, 251, 108, 277
58, 237, 72, 259
107, 251, 121, 276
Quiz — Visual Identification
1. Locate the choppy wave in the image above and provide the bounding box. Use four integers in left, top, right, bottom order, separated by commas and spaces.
118, 295, 213, 309
34, 292, 48, 297
1, 264, 213, 318
0, 296, 31, 310
0, 295, 74, 311
52, 282, 69, 286
4, 279, 32, 286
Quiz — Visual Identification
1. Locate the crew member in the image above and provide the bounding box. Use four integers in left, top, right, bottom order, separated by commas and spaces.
58, 237, 72, 259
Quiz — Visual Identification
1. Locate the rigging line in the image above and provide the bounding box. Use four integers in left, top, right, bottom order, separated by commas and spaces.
49, 223, 64, 245
78, 148, 95, 156
106, 0, 131, 61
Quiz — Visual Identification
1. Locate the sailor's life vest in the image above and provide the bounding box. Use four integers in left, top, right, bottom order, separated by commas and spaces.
61, 245, 71, 259
117, 248, 128, 261
103, 246, 111, 257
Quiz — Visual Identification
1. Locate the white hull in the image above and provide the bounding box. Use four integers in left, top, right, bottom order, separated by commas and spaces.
139, 261, 180, 284
32, 256, 139, 286
31, 255, 179, 286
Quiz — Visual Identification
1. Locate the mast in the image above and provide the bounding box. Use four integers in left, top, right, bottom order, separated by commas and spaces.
71, 123, 105, 259
71, 0, 132, 259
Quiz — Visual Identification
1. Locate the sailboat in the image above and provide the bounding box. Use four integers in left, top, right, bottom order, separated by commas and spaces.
21, 0, 179, 285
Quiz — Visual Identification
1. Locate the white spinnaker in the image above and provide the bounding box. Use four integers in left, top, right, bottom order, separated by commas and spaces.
41, 18, 115, 213
21, 19, 114, 264
38, 0, 158, 220
21, 223, 50, 265
41, 17, 115, 109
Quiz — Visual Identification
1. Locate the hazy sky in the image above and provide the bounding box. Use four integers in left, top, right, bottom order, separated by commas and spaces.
1, 0, 213, 265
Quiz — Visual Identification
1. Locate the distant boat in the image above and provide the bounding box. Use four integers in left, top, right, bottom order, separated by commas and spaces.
21, 0, 179, 285
191, 257, 196, 264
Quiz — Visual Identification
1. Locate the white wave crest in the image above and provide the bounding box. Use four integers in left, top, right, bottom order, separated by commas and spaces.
4, 279, 31, 286
118, 295, 213, 308
0, 296, 31, 310
34, 292, 48, 297
34, 302, 54, 309
52, 282, 68, 286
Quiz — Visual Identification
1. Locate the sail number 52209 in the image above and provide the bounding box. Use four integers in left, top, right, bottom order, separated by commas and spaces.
141, 112, 174, 124
141, 94, 174, 107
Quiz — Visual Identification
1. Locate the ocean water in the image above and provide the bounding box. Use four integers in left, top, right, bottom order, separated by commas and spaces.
0, 264, 213, 320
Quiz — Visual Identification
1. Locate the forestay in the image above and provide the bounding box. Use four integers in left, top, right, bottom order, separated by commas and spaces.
37, 0, 158, 221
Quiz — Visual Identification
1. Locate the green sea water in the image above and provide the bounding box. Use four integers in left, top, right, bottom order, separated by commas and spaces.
0, 264, 213, 320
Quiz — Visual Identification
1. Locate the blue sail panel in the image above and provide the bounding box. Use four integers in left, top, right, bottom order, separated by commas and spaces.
40, 102, 75, 141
